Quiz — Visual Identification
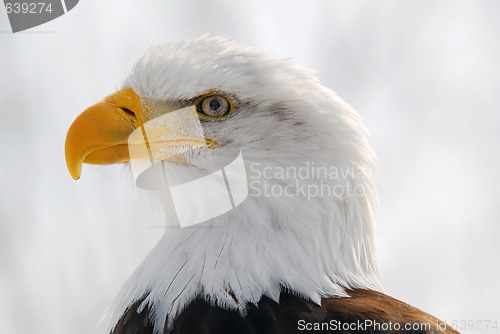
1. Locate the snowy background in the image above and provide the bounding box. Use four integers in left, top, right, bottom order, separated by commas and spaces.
1, 1, 499, 333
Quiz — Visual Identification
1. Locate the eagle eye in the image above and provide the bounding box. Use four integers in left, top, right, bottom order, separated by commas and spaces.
196, 94, 233, 119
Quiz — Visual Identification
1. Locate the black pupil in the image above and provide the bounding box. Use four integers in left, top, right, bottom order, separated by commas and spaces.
209, 98, 221, 111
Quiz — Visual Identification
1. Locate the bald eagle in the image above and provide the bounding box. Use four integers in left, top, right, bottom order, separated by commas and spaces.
65, 36, 459, 334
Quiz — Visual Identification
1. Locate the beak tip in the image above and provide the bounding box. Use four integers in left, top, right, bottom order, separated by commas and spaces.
66, 159, 82, 180
69, 169, 81, 180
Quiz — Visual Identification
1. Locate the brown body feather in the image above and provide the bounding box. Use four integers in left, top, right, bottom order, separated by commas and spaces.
111, 289, 459, 334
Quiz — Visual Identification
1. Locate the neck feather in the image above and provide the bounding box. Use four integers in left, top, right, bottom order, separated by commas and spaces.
108, 188, 382, 333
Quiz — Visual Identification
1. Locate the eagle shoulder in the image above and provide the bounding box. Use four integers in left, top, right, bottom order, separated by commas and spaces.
111, 289, 460, 334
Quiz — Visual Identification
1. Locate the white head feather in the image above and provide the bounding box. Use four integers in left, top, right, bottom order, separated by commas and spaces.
108, 36, 382, 333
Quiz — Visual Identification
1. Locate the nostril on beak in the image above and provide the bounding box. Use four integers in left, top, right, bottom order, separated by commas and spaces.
116, 107, 141, 129
119, 108, 140, 127
121, 108, 136, 118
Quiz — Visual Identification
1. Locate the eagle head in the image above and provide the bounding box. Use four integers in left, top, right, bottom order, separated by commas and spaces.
65, 36, 382, 333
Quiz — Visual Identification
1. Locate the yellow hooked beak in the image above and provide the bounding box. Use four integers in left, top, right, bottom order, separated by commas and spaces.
65, 89, 214, 180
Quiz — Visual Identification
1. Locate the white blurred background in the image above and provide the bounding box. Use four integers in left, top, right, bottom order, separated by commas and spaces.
0, 1, 498, 333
